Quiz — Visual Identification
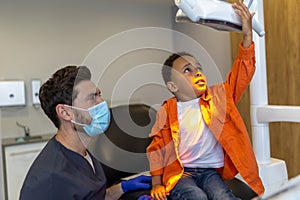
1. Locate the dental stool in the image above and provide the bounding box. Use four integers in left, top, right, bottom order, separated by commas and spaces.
88, 104, 257, 200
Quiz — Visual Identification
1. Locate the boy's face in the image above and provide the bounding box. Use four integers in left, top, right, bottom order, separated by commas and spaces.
167, 55, 207, 101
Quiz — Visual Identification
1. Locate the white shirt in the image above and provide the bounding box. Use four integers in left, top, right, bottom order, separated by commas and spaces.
177, 98, 224, 168
84, 151, 96, 173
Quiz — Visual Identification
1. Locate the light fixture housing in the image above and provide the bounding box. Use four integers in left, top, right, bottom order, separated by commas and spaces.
175, 0, 265, 37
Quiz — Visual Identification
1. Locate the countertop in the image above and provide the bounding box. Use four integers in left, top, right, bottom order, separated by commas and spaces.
2, 133, 55, 147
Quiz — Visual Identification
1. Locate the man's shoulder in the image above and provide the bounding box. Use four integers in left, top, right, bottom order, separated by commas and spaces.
27, 138, 65, 174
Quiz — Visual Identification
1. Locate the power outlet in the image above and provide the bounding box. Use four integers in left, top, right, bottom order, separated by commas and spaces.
31, 79, 41, 105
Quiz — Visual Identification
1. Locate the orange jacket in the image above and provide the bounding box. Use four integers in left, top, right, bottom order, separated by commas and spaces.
147, 42, 265, 195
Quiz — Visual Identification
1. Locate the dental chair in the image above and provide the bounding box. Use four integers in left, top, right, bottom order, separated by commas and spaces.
88, 103, 257, 200
88, 104, 155, 199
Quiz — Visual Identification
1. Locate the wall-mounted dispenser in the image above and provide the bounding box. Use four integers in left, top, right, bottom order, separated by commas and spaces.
0, 81, 26, 107
31, 79, 41, 105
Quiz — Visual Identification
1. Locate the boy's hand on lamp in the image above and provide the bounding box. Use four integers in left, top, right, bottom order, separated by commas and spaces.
232, 0, 255, 48
121, 175, 151, 193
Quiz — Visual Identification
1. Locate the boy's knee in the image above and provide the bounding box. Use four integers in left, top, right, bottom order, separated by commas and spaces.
170, 186, 208, 200
209, 187, 239, 200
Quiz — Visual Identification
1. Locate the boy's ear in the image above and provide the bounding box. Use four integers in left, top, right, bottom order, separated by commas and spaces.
167, 81, 178, 93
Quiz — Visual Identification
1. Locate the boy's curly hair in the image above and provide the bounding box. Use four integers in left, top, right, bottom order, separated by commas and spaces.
162, 52, 195, 84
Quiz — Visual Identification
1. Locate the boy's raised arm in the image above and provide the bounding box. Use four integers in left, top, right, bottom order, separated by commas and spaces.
232, 1, 255, 48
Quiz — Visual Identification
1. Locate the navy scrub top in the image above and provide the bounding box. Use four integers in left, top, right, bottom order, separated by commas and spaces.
20, 136, 107, 200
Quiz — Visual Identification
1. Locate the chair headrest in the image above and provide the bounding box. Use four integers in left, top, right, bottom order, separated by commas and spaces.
88, 104, 157, 175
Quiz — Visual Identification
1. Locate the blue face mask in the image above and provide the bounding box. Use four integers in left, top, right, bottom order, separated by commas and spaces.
65, 101, 111, 136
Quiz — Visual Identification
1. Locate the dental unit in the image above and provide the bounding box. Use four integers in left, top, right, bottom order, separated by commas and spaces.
174, 0, 300, 195
175, 0, 265, 37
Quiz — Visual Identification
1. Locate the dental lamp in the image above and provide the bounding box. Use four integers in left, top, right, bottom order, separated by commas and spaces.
175, 0, 265, 37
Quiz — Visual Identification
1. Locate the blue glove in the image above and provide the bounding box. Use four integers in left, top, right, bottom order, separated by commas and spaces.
121, 175, 151, 193
137, 195, 154, 200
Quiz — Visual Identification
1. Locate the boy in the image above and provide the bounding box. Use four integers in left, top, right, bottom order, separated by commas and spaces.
147, 1, 264, 200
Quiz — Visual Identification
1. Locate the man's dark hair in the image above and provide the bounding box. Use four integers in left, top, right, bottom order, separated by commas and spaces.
162, 52, 195, 85
39, 66, 91, 128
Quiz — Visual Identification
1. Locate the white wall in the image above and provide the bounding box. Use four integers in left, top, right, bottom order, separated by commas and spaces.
0, 0, 175, 139
0, 0, 232, 139
0, 110, 3, 200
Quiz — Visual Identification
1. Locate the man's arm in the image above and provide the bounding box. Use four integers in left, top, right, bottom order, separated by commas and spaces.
105, 175, 151, 200
105, 183, 124, 200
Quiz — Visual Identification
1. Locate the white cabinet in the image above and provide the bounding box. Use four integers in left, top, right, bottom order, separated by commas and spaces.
2, 141, 47, 200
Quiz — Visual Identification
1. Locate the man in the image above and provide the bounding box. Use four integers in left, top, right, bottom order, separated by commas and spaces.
20, 66, 151, 200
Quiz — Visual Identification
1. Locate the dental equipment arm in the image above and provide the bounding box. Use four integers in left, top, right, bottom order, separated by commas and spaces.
256, 106, 300, 123
175, 0, 265, 37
